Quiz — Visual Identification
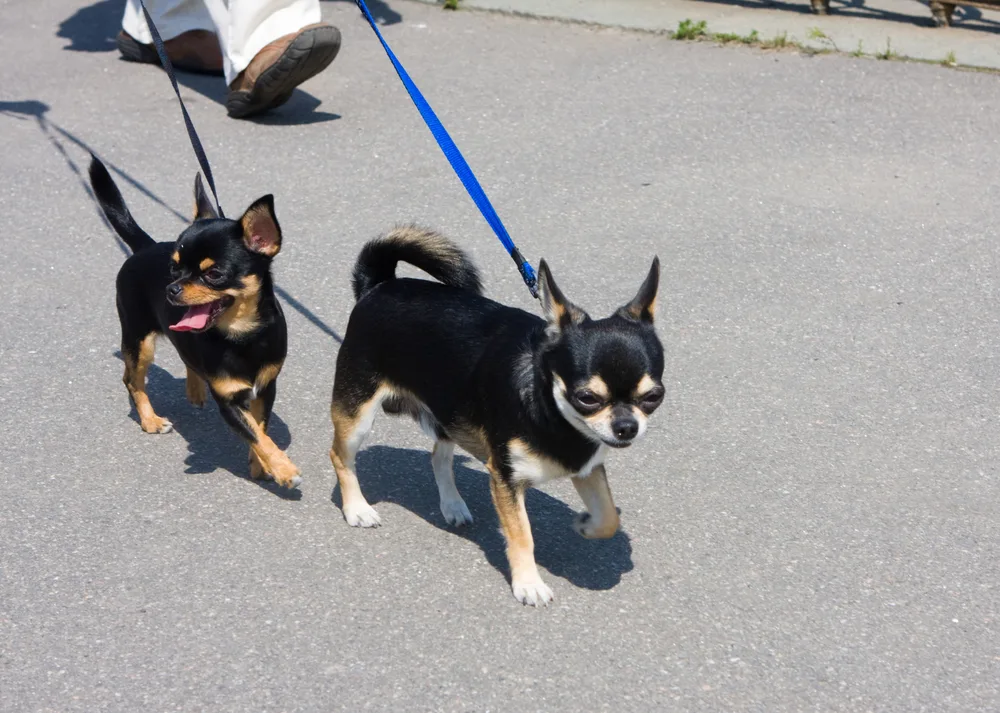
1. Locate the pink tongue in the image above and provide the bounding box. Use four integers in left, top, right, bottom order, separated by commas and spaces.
170, 303, 214, 332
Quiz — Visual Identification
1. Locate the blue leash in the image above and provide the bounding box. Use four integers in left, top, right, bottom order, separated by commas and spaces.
354, 0, 538, 298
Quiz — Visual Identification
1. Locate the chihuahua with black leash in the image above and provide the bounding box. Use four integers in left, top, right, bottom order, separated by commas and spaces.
329, 227, 664, 605
89, 155, 300, 489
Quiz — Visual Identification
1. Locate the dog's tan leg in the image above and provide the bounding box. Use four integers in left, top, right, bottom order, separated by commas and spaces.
210, 376, 299, 488
123, 333, 172, 434
185, 367, 207, 407
244, 414, 298, 487
432, 440, 473, 526
330, 396, 382, 527
488, 460, 552, 606
248, 396, 267, 480
571, 464, 619, 539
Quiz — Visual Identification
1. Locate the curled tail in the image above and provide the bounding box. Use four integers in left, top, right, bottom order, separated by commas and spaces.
352, 226, 483, 300
88, 154, 155, 254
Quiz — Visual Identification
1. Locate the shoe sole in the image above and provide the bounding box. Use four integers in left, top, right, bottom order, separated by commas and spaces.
116, 32, 224, 77
226, 26, 342, 119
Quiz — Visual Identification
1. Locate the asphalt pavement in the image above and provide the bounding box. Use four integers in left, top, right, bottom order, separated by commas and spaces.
1, 0, 999, 711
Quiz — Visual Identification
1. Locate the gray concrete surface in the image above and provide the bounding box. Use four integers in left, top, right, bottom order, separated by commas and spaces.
2, 0, 1000, 711
431, 0, 1000, 69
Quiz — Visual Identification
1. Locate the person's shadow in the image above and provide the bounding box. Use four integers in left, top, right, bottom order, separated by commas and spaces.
123, 355, 301, 500
323, 0, 403, 25
56, 0, 341, 126
56, 0, 120, 52
335, 445, 634, 591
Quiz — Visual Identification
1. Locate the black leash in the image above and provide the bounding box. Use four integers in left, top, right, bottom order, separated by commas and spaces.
138, 0, 224, 218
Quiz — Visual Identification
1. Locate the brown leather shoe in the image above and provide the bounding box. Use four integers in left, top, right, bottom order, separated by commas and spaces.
226, 23, 341, 119
117, 30, 224, 76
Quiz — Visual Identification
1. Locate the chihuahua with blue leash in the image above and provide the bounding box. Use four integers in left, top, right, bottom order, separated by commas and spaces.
328, 228, 664, 605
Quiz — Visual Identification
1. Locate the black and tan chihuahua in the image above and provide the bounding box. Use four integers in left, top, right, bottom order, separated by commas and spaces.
89, 155, 300, 489
329, 228, 664, 605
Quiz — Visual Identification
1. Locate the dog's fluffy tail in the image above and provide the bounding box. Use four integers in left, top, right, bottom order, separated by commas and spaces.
352, 226, 483, 300
88, 154, 156, 255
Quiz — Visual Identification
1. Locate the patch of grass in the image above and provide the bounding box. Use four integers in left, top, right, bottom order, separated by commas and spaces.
713, 29, 759, 44
443, 0, 459, 9
658, 17, 987, 75
761, 31, 789, 49
807, 26, 838, 51
875, 38, 899, 60
674, 19, 708, 40
713, 31, 742, 43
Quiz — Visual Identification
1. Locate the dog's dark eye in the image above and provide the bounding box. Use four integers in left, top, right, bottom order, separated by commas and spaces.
638, 388, 665, 413
202, 268, 225, 285
573, 390, 604, 412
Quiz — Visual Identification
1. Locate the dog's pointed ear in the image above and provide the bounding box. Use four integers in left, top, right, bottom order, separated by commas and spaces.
617, 256, 659, 324
193, 173, 219, 221
538, 259, 588, 333
240, 195, 281, 257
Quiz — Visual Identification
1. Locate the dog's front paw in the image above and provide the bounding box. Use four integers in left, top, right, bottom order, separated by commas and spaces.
440, 497, 473, 527
572, 511, 618, 539
140, 415, 173, 434
269, 457, 301, 490
343, 501, 382, 528
511, 573, 554, 607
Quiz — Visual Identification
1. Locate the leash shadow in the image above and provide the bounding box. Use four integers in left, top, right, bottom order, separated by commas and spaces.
0, 99, 190, 256
0, 100, 345, 344
337, 444, 634, 592
116, 354, 301, 500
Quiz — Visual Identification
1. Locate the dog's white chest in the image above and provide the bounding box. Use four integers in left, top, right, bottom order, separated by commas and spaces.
508, 440, 607, 486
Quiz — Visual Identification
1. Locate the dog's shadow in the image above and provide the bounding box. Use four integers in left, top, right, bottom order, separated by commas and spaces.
121, 355, 300, 500
339, 445, 634, 591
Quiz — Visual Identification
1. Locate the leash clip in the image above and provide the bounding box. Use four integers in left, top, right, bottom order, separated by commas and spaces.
511, 248, 538, 299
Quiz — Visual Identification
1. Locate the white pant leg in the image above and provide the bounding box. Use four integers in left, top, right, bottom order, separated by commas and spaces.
206, 0, 322, 85
123, 0, 322, 86
122, 0, 215, 43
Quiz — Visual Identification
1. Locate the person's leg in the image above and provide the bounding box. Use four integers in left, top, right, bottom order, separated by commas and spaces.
119, 0, 223, 75
122, 0, 213, 43
221, 0, 340, 118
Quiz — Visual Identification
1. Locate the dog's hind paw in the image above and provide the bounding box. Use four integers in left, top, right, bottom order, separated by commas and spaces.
186, 382, 207, 408
440, 498, 473, 527
344, 501, 382, 528
511, 573, 553, 607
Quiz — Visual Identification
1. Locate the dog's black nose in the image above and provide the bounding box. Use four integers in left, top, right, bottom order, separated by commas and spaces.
612, 418, 639, 441
166, 283, 183, 300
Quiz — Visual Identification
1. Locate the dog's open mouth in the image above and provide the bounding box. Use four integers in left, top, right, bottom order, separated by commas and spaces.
604, 438, 633, 449
169, 297, 234, 333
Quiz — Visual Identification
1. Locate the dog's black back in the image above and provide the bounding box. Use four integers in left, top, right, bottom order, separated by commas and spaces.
334, 227, 664, 477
